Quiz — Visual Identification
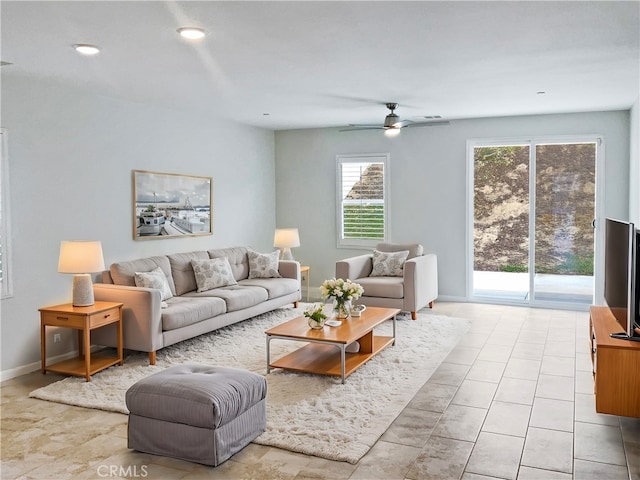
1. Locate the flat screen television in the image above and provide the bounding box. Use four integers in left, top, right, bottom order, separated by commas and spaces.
604, 218, 640, 340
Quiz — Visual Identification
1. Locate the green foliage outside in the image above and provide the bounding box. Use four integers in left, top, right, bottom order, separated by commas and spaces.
499, 265, 528, 273
343, 204, 384, 239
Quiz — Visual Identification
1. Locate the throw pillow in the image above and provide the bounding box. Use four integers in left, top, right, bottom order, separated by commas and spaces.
134, 266, 174, 301
370, 249, 410, 277
247, 250, 282, 279
191, 258, 238, 292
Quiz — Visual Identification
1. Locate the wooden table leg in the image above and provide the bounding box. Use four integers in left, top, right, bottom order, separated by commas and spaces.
83, 320, 91, 382
41, 322, 46, 374
117, 315, 123, 366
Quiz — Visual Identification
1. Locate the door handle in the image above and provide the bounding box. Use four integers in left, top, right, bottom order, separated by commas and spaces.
592, 219, 596, 229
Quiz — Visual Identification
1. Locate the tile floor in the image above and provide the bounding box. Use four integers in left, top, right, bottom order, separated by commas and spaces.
1, 302, 639, 479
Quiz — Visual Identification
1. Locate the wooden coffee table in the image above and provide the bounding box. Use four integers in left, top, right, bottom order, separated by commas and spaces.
265, 306, 400, 384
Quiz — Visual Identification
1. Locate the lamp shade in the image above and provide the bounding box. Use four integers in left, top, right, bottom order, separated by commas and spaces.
273, 228, 300, 249
58, 241, 105, 274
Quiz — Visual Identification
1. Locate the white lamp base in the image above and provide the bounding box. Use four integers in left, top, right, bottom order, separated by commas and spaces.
72, 274, 95, 306
280, 248, 294, 261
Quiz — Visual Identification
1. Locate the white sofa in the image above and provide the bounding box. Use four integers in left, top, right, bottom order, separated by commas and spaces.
336, 242, 438, 320
92, 246, 301, 364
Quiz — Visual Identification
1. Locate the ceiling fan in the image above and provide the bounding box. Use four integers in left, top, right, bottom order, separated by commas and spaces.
340, 103, 450, 135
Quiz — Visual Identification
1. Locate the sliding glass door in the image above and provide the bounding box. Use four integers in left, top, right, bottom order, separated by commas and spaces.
469, 138, 600, 308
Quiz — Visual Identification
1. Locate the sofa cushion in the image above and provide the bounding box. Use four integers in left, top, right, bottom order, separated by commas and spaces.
208, 247, 251, 281
238, 277, 299, 299
356, 276, 404, 299
134, 266, 174, 301
110, 256, 176, 296
247, 250, 281, 279
167, 251, 209, 295
370, 249, 410, 277
182, 285, 268, 312
161, 296, 227, 331
191, 258, 238, 292
375, 242, 423, 260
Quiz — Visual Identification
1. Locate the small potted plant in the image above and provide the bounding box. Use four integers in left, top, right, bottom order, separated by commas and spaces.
303, 303, 328, 329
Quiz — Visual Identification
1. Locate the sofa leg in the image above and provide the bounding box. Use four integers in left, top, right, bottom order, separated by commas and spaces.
429, 301, 434, 308
411, 311, 417, 320
148, 351, 156, 365
293, 301, 299, 308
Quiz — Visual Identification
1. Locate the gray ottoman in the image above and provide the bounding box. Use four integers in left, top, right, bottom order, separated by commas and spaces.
125, 364, 267, 466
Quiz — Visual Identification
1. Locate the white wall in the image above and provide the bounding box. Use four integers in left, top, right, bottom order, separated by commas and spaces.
0, 75, 276, 376
275, 111, 630, 301
630, 98, 640, 224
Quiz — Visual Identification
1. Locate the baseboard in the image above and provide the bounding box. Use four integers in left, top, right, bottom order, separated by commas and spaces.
0, 345, 105, 383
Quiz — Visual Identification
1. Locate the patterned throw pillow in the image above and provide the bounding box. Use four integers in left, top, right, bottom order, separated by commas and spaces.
134, 266, 174, 301
247, 250, 282, 279
370, 249, 410, 277
191, 258, 238, 292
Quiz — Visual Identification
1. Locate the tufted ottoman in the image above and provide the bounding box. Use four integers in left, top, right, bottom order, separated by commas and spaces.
125, 364, 267, 466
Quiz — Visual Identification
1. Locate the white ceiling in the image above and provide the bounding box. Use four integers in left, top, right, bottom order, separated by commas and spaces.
2, 1, 639, 130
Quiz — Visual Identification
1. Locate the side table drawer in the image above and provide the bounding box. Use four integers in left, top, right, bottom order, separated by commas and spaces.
88, 306, 121, 329
41, 311, 85, 329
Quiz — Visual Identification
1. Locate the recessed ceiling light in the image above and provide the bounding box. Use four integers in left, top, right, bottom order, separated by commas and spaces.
536, 91, 546, 95
73, 44, 100, 55
177, 27, 206, 40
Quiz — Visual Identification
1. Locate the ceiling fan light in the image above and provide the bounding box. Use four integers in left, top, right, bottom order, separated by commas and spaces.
73, 44, 100, 55
384, 127, 401, 137
177, 27, 206, 40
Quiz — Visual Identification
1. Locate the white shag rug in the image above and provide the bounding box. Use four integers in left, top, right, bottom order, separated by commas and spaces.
30, 304, 470, 464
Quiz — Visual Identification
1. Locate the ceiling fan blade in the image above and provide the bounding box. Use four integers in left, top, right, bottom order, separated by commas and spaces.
402, 120, 451, 128
339, 125, 384, 132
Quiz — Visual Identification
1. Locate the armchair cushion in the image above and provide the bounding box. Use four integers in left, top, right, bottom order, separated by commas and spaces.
356, 276, 404, 299
370, 249, 410, 277
375, 242, 423, 259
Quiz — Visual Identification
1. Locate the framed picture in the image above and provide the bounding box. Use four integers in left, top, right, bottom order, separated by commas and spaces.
133, 170, 213, 239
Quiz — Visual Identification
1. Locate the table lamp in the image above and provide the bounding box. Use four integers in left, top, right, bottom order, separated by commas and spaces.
273, 228, 300, 261
58, 240, 105, 306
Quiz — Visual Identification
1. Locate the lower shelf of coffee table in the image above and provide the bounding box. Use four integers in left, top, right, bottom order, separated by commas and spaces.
269, 335, 394, 378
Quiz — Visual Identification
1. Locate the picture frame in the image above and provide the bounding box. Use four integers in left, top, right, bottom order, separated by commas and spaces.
133, 170, 213, 239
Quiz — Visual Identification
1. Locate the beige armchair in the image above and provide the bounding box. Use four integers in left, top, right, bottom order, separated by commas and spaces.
336, 243, 438, 320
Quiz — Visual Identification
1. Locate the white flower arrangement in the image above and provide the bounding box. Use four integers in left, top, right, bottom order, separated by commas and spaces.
319, 278, 364, 303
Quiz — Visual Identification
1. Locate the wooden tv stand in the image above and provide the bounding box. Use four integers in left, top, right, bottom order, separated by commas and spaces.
589, 306, 640, 417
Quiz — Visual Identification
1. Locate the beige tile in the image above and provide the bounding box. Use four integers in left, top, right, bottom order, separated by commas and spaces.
517, 329, 548, 345
451, 379, 498, 409
521, 427, 573, 474
445, 345, 482, 365
295, 456, 358, 480
431, 404, 487, 442
517, 465, 572, 479
503, 358, 541, 381
349, 441, 420, 480
529, 397, 574, 433
574, 370, 595, 395
380, 408, 440, 447
466, 360, 507, 383
540, 355, 575, 377
510, 342, 545, 361
477, 344, 513, 363
427, 362, 471, 387
457, 332, 490, 348
494, 377, 537, 405
482, 401, 531, 437
409, 382, 458, 413
574, 421, 627, 466
406, 436, 473, 480
535, 374, 574, 401
573, 458, 630, 480
466, 432, 525, 480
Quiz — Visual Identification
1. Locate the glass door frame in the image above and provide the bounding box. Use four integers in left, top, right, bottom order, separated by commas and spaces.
466, 134, 605, 310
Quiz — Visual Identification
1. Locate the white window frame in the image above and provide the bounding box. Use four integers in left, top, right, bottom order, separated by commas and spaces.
336, 153, 390, 249
1, 128, 13, 298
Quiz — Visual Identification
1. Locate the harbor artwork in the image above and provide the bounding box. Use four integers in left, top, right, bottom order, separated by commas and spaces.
133, 170, 212, 239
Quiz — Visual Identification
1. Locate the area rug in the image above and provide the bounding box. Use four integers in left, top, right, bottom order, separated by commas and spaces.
30, 304, 470, 464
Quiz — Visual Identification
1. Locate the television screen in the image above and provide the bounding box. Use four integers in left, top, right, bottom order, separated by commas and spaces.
604, 218, 636, 337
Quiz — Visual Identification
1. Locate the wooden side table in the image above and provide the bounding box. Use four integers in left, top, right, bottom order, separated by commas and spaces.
300, 265, 310, 302
40, 301, 124, 382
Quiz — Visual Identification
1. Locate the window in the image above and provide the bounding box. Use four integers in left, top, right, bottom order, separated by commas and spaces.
1, 129, 12, 298
336, 153, 389, 248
